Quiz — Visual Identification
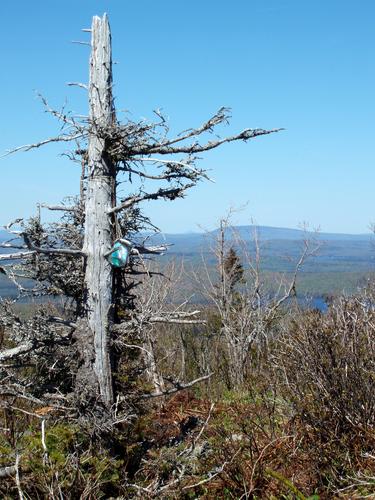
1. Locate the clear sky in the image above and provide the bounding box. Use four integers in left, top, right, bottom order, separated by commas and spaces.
1, 1, 374, 234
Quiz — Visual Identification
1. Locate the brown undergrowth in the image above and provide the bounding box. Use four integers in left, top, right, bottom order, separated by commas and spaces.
124, 390, 322, 498
2, 294, 375, 498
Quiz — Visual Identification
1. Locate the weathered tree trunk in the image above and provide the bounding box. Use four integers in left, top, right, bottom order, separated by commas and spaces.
82, 14, 115, 407
144, 334, 165, 394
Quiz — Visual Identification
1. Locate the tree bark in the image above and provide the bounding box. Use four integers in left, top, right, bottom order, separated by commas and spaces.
82, 14, 115, 406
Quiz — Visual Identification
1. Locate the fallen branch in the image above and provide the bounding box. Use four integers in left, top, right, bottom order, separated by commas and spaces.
0, 341, 34, 362
140, 373, 213, 399
15, 454, 24, 500
149, 316, 206, 325
47, 316, 77, 328
0, 465, 16, 479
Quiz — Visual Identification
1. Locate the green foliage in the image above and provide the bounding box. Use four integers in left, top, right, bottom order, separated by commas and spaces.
266, 469, 320, 500
0, 421, 125, 499
223, 247, 245, 292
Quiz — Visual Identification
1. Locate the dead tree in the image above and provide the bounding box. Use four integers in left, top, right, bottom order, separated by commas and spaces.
82, 16, 116, 406
195, 218, 318, 388
0, 14, 281, 411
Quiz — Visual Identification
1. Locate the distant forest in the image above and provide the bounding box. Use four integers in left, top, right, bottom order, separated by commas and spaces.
2, 225, 374, 299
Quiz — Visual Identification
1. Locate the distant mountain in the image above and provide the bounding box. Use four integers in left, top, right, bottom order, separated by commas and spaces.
152, 226, 375, 296
147, 225, 373, 255
0, 230, 21, 254
1, 225, 373, 257
0, 230, 8, 242
217, 225, 373, 242
1, 225, 372, 244
0, 230, 21, 244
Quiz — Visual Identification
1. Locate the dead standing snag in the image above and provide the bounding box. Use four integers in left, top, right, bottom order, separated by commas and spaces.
1, 14, 280, 409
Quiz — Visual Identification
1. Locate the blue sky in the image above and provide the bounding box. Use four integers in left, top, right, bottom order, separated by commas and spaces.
1, 1, 374, 234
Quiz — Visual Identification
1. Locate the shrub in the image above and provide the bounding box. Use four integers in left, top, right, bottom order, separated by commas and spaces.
274, 295, 375, 490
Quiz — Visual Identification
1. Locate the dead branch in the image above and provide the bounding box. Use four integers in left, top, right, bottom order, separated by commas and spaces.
41, 204, 76, 212
132, 244, 169, 255
181, 463, 228, 491
266, 235, 320, 318
0, 387, 45, 405
22, 233, 85, 257
127, 157, 214, 182
47, 316, 77, 328
140, 373, 213, 399
109, 184, 194, 214
37, 93, 78, 127
0, 243, 26, 250
67, 82, 88, 90
15, 454, 24, 500
148, 316, 206, 325
0, 341, 34, 362
1, 132, 86, 158
158, 107, 231, 146
71, 40, 91, 46
132, 127, 282, 156
0, 251, 36, 261
4, 219, 23, 235
0, 465, 16, 479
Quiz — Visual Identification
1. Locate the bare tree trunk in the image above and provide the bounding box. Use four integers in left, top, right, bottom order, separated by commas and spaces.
144, 334, 166, 394
82, 14, 115, 407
